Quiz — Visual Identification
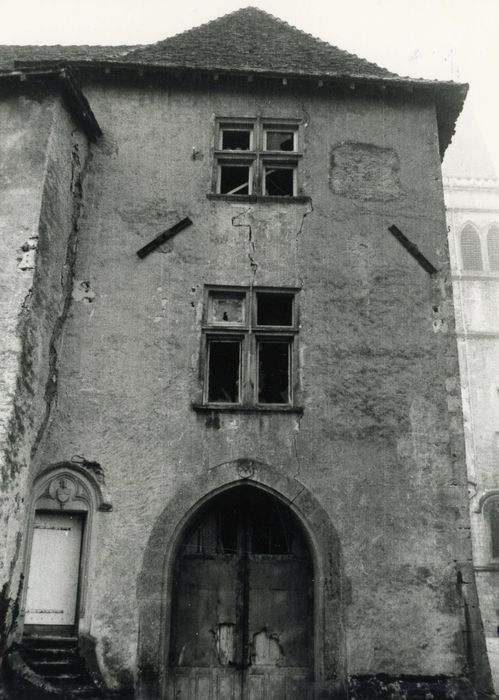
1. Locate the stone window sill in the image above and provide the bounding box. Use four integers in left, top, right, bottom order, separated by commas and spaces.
474, 564, 499, 572
192, 403, 304, 415
206, 194, 311, 204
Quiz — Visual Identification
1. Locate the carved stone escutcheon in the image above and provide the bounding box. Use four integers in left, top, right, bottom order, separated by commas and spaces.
49, 475, 78, 507
236, 458, 256, 479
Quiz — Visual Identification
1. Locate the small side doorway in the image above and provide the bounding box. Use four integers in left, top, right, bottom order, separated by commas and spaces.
169, 487, 314, 699
24, 512, 84, 629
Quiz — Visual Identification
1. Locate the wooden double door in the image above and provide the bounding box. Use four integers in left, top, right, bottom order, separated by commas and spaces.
169, 488, 314, 699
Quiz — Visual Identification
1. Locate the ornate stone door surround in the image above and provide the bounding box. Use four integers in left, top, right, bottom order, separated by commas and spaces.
20, 460, 112, 635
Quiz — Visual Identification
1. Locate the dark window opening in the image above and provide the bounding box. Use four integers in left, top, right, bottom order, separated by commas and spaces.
258, 341, 290, 404
488, 226, 499, 271
265, 130, 294, 151
264, 167, 294, 196
208, 340, 240, 402
219, 164, 250, 195
221, 129, 251, 150
491, 504, 499, 559
461, 225, 483, 271
256, 292, 293, 326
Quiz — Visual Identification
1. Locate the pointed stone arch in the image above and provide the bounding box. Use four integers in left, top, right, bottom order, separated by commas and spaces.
136, 458, 347, 700
460, 222, 483, 271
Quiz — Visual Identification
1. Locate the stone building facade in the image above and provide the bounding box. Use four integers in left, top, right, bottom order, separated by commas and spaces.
444, 172, 499, 692
0, 8, 490, 699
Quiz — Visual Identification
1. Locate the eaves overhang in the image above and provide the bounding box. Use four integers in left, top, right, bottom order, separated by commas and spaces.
0, 64, 101, 141
12, 59, 467, 158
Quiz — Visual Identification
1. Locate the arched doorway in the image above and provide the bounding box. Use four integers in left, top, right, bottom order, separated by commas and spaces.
21, 461, 112, 635
169, 486, 314, 699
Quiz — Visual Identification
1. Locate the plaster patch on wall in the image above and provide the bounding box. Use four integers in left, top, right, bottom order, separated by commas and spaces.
329, 142, 402, 201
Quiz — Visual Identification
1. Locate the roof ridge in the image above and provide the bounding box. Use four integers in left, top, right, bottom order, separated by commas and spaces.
127, 6, 254, 52
238, 6, 396, 76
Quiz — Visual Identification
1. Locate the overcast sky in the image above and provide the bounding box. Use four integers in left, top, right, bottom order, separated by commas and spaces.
2, 0, 497, 175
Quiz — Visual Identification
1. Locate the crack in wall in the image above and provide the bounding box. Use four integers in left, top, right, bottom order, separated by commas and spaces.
31, 135, 91, 459
231, 208, 258, 279
297, 198, 313, 238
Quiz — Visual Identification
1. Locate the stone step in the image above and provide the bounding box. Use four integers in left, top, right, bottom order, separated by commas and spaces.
22, 647, 80, 661
22, 635, 78, 650
17, 636, 104, 698
30, 658, 85, 674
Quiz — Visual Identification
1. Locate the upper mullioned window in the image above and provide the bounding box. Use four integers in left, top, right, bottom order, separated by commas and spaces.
212, 118, 302, 198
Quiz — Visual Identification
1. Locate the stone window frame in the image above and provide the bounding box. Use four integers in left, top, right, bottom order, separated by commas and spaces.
210, 116, 304, 201
460, 223, 483, 271
458, 221, 499, 274
19, 462, 112, 636
487, 224, 499, 271
193, 285, 303, 413
476, 490, 499, 566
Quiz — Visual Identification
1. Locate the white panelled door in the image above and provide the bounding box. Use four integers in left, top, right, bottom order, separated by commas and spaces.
25, 512, 83, 626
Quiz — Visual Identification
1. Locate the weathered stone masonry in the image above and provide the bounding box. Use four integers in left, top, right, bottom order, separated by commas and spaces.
0, 89, 90, 657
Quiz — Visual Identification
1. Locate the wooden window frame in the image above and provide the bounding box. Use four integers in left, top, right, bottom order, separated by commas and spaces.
199, 285, 300, 410
213, 118, 301, 198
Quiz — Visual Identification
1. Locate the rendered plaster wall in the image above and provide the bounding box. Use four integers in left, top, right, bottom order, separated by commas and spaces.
33, 82, 479, 691
0, 92, 88, 654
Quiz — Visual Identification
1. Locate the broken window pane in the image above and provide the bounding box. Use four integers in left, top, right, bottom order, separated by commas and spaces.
264, 166, 294, 196
208, 340, 240, 403
219, 164, 251, 195
256, 292, 293, 326
265, 130, 295, 151
221, 128, 252, 150
258, 341, 290, 404
209, 292, 245, 325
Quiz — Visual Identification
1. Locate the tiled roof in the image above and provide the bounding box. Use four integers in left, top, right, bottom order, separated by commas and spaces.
0, 7, 466, 158
0, 44, 139, 71
120, 7, 398, 78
